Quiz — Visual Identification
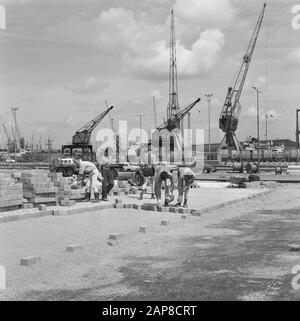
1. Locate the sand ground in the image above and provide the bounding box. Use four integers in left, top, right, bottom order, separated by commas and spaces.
0, 185, 300, 301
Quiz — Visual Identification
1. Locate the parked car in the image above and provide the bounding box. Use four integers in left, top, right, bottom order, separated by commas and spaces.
5, 158, 16, 164
119, 162, 140, 172
50, 158, 78, 177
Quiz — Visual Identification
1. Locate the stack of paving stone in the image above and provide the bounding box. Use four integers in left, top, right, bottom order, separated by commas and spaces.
112, 180, 134, 196
49, 172, 85, 204
0, 172, 23, 212
11, 171, 22, 183
22, 171, 57, 206
49, 172, 71, 199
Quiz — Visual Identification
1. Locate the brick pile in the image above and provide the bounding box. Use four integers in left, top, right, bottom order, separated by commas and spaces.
0, 172, 23, 212
22, 171, 57, 206
49, 172, 85, 202
112, 180, 136, 196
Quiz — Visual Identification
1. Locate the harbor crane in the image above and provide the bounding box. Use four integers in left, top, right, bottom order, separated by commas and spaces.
62, 106, 113, 159
157, 98, 200, 132
156, 98, 201, 164
219, 3, 266, 151
11, 107, 25, 150
2, 123, 13, 151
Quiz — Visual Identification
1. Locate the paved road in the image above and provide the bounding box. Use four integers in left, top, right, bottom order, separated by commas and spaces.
197, 172, 300, 183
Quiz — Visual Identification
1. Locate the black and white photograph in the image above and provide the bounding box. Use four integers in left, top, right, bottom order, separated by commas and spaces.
0, 0, 300, 307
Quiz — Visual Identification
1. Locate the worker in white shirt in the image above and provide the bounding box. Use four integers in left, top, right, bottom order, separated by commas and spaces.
154, 164, 175, 207
73, 158, 103, 203
176, 167, 195, 208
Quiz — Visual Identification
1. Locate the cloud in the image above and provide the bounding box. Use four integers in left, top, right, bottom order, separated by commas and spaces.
1, 0, 34, 5
245, 76, 267, 92
286, 47, 300, 65
244, 105, 280, 119
150, 89, 163, 99
46, 2, 227, 81
122, 29, 225, 80
174, 0, 236, 29
65, 77, 108, 95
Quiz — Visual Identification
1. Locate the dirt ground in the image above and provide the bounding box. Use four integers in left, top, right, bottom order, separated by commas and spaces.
1, 185, 300, 301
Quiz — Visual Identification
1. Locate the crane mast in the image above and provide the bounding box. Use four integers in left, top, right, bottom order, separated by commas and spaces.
167, 10, 180, 126
219, 3, 266, 151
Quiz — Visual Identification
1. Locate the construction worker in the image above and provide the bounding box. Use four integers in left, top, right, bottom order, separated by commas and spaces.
154, 164, 175, 207
140, 144, 156, 199
176, 167, 195, 208
99, 147, 115, 201
73, 157, 103, 203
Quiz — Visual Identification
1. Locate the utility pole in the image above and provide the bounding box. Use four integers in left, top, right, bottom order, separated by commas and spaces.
205, 94, 213, 153
46, 138, 53, 166
265, 113, 273, 145
167, 10, 180, 128
153, 96, 158, 129
296, 109, 300, 162
135, 114, 149, 162
253, 87, 263, 174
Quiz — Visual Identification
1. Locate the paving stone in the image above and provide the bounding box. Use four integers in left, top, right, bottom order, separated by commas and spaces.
181, 215, 189, 219
157, 206, 169, 213
66, 244, 84, 252
20, 256, 41, 266
60, 199, 76, 207
139, 226, 147, 233
141, 204, 158, 212
108, 233, 122, 241
169, 207, 180, 213
38, 204, 47, 211
178, 208, 191, 214
191, 209, 202, 216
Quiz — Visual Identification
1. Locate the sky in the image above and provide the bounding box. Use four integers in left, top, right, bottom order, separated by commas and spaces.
0, 0, 299, 149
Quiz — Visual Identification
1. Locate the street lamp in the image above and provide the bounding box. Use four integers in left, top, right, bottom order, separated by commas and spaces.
205, 94, 213, 153
135, 114, 150, 162
253, 87, 263, 175
265, 113, 274, 146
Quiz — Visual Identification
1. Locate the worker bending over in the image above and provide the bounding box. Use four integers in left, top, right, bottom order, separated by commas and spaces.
176, 167, 195, 208
155, 165, 175, 207
73, 158, 103, 203
140, 145, 157, 199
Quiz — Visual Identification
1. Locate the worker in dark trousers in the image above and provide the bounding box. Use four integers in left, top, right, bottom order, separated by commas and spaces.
176, 167, 195, 208
100, 147, 115, 201
140, 144, 157, 199
155, 164, 175, 207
